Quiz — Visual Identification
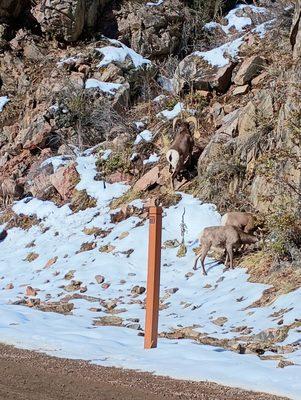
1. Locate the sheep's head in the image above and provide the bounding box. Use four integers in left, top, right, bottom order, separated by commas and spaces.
172, 117, 200, 138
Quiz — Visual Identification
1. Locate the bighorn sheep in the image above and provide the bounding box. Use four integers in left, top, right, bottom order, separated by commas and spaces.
1, 178, 24, 207
221, 211, 255, 233
193, 226, 258, 275
166, 117, 198, 190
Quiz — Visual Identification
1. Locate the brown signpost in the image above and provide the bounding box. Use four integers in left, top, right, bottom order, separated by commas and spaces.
144, 204, 162, 349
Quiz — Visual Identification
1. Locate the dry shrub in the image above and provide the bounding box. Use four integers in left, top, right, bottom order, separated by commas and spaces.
56, 83, 128, 149
70, 190, 97, 212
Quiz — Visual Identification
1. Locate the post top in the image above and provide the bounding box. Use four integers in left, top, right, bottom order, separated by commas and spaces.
148, 206, 162, 215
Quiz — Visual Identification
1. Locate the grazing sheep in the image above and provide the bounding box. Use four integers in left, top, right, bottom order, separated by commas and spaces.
221, 211, 256, 233
193, 226, 258, 275
166, 117, 198, 190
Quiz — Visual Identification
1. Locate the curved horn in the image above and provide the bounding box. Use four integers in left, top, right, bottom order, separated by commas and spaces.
186, 116, 200, 139
172, 117, 181, 131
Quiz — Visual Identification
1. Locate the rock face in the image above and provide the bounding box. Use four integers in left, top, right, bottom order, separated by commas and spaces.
33, 0, 110, 42
0, 0, 24, 18
116, 0, 185, 58
290, 0, 301, 59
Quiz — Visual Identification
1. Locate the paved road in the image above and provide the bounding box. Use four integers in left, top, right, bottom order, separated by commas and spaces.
0, 344, 288, 400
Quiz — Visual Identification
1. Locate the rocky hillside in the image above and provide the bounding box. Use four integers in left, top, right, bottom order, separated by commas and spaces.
0, 1, 301, 398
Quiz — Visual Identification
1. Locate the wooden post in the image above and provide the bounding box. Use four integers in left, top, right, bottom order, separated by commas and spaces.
144, 204, 162, 349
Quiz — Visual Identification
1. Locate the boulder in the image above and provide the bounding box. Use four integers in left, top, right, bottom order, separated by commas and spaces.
133, 166, 160, 191
20, 117, 53, 150
234, 56, 266, 86
33, 0, 110, 42
50, 163, 79, 201
174, 54, 236, 94
116, 0, 185, 58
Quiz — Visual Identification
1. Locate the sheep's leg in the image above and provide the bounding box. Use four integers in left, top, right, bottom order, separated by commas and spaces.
170, 172, 175, 190
200, 244, 210, 276
226, 245, 234, 269
225, 250, 229, 269
193, 251, 201, 271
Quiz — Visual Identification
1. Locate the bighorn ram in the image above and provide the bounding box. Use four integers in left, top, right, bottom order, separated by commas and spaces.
221, 211, 255, 233
166, 117, 198, 190
1, 178, 24, 207
193, 226, 258, 275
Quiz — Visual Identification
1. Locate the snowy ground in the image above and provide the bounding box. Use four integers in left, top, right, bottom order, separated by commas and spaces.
0, 3, 300, 399
0, 151, 300, 399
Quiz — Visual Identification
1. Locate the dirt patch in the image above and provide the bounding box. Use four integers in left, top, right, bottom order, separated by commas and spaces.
0, 344, 289, 400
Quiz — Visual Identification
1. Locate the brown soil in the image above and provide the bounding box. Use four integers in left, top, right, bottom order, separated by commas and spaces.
0, 343, 288, 400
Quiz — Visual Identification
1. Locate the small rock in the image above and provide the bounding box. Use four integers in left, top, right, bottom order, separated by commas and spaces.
64, 280, 82, 292
26, 286, 38, 297
131, 286, 146, 295
94, 315, 123, 326
5, 283, 14, 290
165, 287, 179, 295
99, 244, 115, 253
80, 286, 87, 293
64, 270, 75, 280
278, 360, 295, 368
127, 318, 140, 323
212, 317, 228, 326
24, 252, 39, 262
89, 307, 102, 312
233, 84, 249, 96
102, 283, 110, 289
251, 71, 268, 86
163, 239, 180, 249
25, 240, 35, 248
185, 272, 194, 279
95, 275, 105, 284
76, 242, 97, 254
105, 300, 117, 310
126, 323, 142, 330
118, 231, 129, 240
44, 256, 58, 269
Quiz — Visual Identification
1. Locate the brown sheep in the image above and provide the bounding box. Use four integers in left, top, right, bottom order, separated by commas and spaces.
221, 211, 256, 233
166, 117, 198, 190
193, 226, 258, 275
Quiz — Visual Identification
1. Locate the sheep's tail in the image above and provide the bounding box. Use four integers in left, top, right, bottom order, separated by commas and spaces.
166, 149, 179, 171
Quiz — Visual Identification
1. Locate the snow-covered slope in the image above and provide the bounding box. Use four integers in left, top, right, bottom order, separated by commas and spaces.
0, 150, 301, 399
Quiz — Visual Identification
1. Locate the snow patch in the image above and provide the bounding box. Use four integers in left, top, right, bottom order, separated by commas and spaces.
143, 153, 160, 165
146, 0, 164, 6
96, 39, 151, 69
134, 130, 153, 145
205, 5, 266, 35
157, 102, 184, 120
85, 79, 123, 94
0, 96, 9, 112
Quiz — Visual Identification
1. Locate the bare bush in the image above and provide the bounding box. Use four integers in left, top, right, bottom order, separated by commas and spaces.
55, 83, 131, 149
